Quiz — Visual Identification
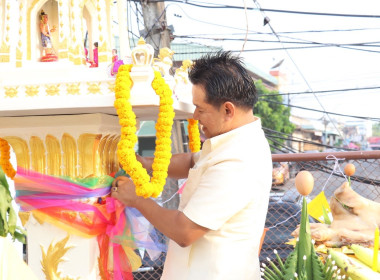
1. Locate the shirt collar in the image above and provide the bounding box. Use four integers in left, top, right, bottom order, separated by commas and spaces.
202, 117, 262, 153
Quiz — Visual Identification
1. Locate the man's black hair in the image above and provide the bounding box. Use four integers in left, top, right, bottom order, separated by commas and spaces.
188, 51, 257, 110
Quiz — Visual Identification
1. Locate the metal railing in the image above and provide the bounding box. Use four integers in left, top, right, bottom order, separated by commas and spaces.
134, 151, 380, 279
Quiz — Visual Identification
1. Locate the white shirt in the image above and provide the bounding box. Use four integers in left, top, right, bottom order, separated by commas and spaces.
161, 118, 272, 280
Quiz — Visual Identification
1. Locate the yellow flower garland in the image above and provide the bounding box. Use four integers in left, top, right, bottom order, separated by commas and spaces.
187, 119, 201, 153
115, 65, 175, 198
0, 138, 16, 179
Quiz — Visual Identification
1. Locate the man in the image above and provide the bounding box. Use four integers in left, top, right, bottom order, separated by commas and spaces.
111, 51, 272, 279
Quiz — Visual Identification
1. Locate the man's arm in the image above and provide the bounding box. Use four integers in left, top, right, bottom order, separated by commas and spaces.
111, 177, 209, 247
137, 152, 194, 179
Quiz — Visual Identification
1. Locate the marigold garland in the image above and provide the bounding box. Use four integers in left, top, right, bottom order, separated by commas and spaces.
187, 119, 201, 153
115, 65, 175, 198
0, 138, 16, 179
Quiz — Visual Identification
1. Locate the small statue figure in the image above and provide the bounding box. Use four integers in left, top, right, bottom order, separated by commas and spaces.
174, 59, 194, 103
174, 59, 193, 84
39, 10, 58, 62
89, 42, 99, 67
153, 47, 175, 77
110, 49, 124, 77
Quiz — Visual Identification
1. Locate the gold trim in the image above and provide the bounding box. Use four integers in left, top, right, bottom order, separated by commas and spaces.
25, 85, 40, 97
45, 84, 61, 96
3, 136, 30, 170
98, 134, 110, 175
46, 135, 61, 176
87, 82, 101, 94
32, 211, 45, 225
78, 133, 101, 178
107, 81, 115, 93
62, 133, 77, 177
4, 86, 19, 98
30, 136, 46, 174
66, 83, 81, 95
18, 211, 31, 227
109, 135, 120, 174
27, 0, 40, 60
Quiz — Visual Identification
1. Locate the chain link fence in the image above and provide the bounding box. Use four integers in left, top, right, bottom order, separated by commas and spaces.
133, 151, 380, 279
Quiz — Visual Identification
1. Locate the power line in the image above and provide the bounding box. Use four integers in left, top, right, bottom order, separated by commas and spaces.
260, 99, 380, 122
137, 0, 380, 18
259, 85, 380, 97
252, 0, 345, 141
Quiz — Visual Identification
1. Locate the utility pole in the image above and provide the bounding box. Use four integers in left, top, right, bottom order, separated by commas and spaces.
140, 1, 182, 210
140, 1, 171, 55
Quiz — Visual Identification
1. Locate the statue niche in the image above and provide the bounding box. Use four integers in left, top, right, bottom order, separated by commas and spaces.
39, 9, 58, 62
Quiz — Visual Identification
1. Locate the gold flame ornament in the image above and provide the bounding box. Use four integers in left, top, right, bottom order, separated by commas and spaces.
40, 235, 78, 280
114, 64, 174, 198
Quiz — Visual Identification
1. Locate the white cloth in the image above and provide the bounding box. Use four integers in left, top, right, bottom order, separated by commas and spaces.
161, 118, 272, 280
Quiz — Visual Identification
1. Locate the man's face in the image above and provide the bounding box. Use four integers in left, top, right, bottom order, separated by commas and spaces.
43, 15, 48, 23
192, 84, 226, 139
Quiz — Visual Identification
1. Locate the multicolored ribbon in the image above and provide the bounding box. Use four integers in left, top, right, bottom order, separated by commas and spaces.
14, 167, 166, 280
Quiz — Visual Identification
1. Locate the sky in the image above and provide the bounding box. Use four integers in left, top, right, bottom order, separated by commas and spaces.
135, 0, 380, 131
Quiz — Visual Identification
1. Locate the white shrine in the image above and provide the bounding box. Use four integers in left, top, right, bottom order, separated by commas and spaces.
0, 0, 194, 279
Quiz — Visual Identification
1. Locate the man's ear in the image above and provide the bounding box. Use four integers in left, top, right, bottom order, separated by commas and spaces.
224, 102, 235, 119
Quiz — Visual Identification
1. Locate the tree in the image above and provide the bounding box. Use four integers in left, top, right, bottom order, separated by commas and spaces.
253, 80, 295, 151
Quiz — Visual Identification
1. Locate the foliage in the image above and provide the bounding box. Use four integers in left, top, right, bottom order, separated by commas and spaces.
373, 122, 380, 136
254, 80, 295, 150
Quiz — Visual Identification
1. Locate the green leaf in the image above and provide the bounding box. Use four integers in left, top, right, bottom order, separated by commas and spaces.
297, 197, 312, 278
322, 205, 331, 225
0, 166, 11, 195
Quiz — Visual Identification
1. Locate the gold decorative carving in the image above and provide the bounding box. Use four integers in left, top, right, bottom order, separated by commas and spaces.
0, 54, 10, 63
18, 211, 31, 227
46, 135, 62, 176
59, 38, 68, 50
98, 135, 110, 175
87, 82, 101, 94
4, 86, 19, 98
0, 42, 10, 53
62, 133, 77, 177
78, 133, 102, 178
107, 81, 115, 93
30, 136, 46, 174
109, 135, 120, 174
32, 211, 45, 225
3, 136, 30, 170
46, 84, 61, 96
66, 83, 81, 95
25, 85, 40, 97
40, 235, 78, 280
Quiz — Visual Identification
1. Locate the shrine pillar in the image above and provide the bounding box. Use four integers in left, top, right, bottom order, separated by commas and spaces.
58, 0, 70, 61
96, 0, 111, 66
68, 0, 86, 65
16, 0, 27, 68
0, 0, 12, 63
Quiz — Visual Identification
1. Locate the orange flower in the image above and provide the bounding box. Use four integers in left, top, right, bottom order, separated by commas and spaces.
0, 138, 16, 179
114, 66, 175, 198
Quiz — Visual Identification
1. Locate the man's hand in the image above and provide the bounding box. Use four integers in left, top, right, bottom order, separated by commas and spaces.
111, 176, 141, 208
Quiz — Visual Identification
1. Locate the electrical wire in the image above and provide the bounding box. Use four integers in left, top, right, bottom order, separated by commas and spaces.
131, 0, 380, 19
260, 98, 380, 122
252, 0, 344, 141
259, 85, 380, 97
